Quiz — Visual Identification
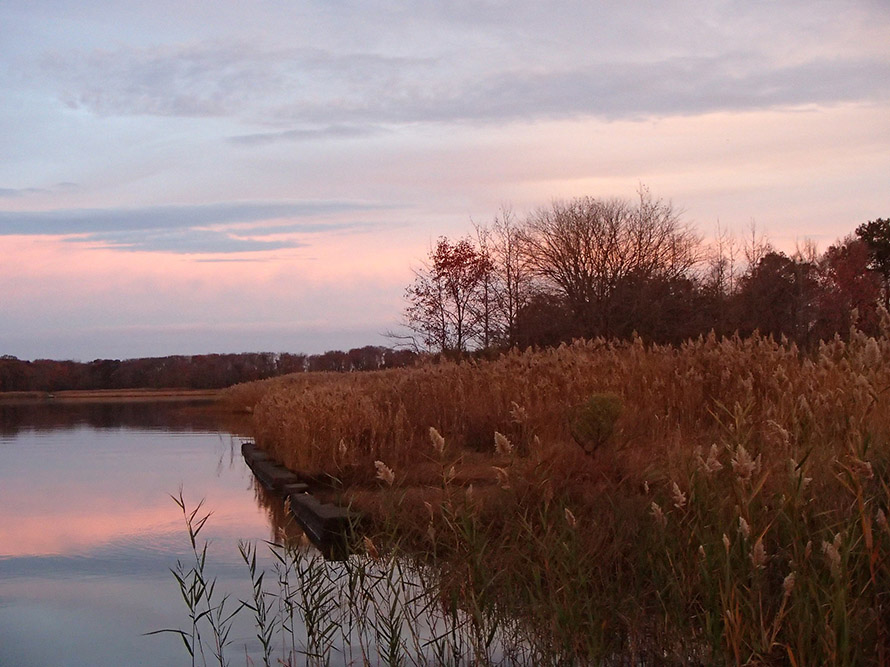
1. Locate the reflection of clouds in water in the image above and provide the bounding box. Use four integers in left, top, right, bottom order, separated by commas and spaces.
0, 413, 301, 664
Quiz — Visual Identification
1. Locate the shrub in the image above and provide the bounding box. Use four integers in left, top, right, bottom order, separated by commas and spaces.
568, 392, 623, 453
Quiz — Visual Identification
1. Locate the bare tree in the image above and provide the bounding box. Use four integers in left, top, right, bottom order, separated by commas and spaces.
706, 220, 740, 297
743, 219, 772, 270
475, 207, 536, 347
521, 187, 701, 337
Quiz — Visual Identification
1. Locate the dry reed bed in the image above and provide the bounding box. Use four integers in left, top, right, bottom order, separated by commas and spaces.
225, 319, 890, 663
232, 324, 889, 492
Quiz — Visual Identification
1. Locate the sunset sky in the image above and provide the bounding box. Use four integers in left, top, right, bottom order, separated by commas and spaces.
2, 1, 888, 361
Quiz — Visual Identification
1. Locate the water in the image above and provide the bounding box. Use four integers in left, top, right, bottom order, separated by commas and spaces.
0, 400, 298, 666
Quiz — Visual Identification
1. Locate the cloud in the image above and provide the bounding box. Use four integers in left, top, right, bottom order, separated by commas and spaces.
0, 187, 48, 197
0, 200, 388, 253
447, 54, 890, 122
0, 182, 79, 198
38, 43, 432, 119
32, 33, 890, 130
69, 228, 301, 254
229, 123, 388, 145
0, 201, 376, 234
282, 53, 890, 124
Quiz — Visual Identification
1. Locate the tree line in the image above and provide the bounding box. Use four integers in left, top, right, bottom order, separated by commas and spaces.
0, 347, 420, 393
398, 187, 890, 353
4, 189, 886, 392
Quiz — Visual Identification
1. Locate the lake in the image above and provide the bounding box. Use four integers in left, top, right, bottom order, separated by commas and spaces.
0, 399, 303, 666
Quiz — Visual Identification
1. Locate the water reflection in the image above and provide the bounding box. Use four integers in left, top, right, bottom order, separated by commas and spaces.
0, 398, 250, 437
0, 401, 293, 666
252, 477, 315, 548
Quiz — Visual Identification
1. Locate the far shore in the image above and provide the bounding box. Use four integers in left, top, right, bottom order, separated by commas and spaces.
0, 388, 224, 404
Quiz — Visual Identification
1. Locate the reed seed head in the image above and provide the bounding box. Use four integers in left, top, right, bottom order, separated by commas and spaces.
738, 516, 751, 540
363, 535, 379, 559
374, 460, 395, 486
494, 431, 513, 456
565, 507, 577, 528
783, 571, 796, 597
731, 445, 760, 483
849, 456, 874, 480
429, 427, 446, 456
750, 537, 767, 569
671, 481, 687, 509
877, 508, 888, 533
650, 502, 666, 528
821, 532, 844, 576
493, 466, 510, 490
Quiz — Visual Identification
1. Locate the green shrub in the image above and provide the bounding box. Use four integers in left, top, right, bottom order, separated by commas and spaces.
569, 392, 623, 453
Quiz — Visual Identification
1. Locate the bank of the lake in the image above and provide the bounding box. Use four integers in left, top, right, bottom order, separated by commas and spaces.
0, 387, 223, 403
225, 330, 890, 665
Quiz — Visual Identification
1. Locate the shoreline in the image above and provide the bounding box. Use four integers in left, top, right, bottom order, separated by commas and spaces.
0, 388, 224, 404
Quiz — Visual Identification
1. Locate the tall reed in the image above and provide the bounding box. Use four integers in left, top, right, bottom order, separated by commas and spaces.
216, 314, 890, 663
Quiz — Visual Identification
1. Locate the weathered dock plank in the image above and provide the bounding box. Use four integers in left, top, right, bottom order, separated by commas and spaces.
289, 493, 356, 546
240, 441, 359, 558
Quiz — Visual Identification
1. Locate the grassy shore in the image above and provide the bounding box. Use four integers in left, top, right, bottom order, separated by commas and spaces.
221, 321, 890, 664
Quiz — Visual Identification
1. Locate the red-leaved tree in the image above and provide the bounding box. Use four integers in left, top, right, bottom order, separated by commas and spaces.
402, 237, 494, 354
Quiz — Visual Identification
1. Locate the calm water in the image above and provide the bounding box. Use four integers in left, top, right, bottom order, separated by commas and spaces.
0, 400, 301, 666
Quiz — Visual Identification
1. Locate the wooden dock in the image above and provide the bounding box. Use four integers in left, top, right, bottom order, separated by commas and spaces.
240, 441, 357, 557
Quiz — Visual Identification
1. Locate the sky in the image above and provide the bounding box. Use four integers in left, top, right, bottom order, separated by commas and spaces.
1, 1, 888, 361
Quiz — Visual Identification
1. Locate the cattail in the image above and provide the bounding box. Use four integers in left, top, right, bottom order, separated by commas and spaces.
338, 438, 348, 459
494, 431, 513, 456
374, 460, 395, 486
723, 533, 731, 553
429, 427, 446, 456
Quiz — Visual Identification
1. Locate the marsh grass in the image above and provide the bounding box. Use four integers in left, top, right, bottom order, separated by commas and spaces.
147, 492, 243, 666
208, 318, 890, 664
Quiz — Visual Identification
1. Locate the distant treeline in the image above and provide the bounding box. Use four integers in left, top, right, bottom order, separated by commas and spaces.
0, 347, 419, 392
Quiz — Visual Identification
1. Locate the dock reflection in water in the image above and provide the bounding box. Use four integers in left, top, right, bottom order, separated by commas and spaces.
251, 476, 316, 549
